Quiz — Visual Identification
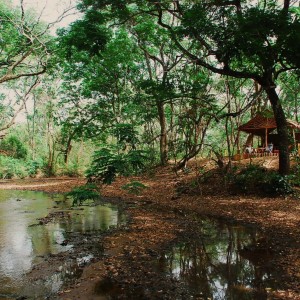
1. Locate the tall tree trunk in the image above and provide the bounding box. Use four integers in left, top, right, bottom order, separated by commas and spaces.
64, 136, 73, 164
156, 100, 168, 165
265, 87, 290, 175
175, 125, 208, 171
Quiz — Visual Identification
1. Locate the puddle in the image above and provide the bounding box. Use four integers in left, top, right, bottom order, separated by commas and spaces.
0, 190, 125, 299
95, 220, 281, 300
0, 191, 284, 300
157, 220, 279, 299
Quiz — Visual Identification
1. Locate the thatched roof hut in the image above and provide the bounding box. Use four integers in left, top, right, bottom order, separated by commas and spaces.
238, 110, 300, 148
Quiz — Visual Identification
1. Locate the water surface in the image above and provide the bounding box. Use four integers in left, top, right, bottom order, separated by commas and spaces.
0, 190, 283, 300
157, 220, 279, 299
0, 190, 123, 299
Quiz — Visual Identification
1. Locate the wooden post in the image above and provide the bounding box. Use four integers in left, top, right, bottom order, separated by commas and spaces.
292, 129, 296, 151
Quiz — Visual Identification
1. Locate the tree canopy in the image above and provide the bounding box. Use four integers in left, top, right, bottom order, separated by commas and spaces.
0, 1, 52, 84
1, 0, 300, 182
61, 0, 300, 174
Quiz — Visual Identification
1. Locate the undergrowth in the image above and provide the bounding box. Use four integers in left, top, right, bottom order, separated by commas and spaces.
0, 156, 43, 179
67, 183, 100, 206
121, 181, 147, 195
228, 164, 295, 197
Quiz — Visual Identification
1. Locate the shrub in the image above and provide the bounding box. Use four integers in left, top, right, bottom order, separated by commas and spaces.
262, 173, 294, 196
86, 147, 149, 184
0, 135, 27, 159
26, 160, 43, 177
67, 184, 100, 206
41, 159, 56, 177
62, 162, 82, 177
290, 156, 300, 187
0, 156, 27, 179
230, 164, 265, 193
86, 148, 124, 184
229, 164, 294, 196
121, 181, 147, 195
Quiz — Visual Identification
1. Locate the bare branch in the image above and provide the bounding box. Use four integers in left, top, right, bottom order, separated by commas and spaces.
0, 64, 47, 84
218, 85, 263, 119
0, 76, 41, 133
20, 0, 25, 22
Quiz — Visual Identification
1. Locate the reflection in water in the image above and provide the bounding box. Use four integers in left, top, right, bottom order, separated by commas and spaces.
158, 220, 278, 300
0, 190, 123, 299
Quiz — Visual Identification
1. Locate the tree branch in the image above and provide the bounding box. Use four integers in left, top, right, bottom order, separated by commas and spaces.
218, 86, 263, 119
0, 64, 46, 84
0, 76, 41, 133
155, 4, 261, 82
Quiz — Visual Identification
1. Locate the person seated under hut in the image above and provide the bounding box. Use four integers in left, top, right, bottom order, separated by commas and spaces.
265, 143, 273, 153
245, 144, 253, 154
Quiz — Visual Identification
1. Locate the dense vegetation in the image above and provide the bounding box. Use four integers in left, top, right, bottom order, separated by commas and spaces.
1, 0, 300, 192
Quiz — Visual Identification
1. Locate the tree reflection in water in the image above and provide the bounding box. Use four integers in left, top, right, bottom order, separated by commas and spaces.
158, 220, 278, 300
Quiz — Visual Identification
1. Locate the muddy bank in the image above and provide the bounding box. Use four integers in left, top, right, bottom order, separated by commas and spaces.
0, 177, 85, 193
0, 163, 300, 299
57, 198, 300, 300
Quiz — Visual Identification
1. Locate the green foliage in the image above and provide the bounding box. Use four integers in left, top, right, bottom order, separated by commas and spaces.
86, 147, 123, 184
121, 180, 147, 195
41, 161, 55, 178
265, 174, 294, 196
86, 147, 149, 184
112, 123, 139, 150
57, 10, 111, 58
56, 0, 300, 177
0, 135, 27, 159
290, 156, 300, 187
126, 150, 148, 172
0, 1, 52, 84
62, 162, 82, 177
25, 160, 43, 177
179, 2, 300, 72
229, 164, 294, 196
0, 156, 26, 179
67, 184, 100, 206
0, 155, 44, 179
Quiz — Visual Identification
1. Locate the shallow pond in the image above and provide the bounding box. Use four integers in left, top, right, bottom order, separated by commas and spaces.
0, 190, 124, 299
157, 220, 279, 300
96, 219, 281, 300
0, 190, 283, 300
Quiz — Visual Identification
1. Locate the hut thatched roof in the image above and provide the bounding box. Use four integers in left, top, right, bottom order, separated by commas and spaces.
238, 111, 300, 136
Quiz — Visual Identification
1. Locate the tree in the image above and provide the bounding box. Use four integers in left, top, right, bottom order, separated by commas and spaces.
0, 1, 50, 84
0, 0, 74, 140
76, 0, 300, 175
279, 72, 300, 122
58, 10, 219, 168
0, 76, 41, 138
155, 0, 300, 175
131, 16, 185, 165
57, 26, 148, 161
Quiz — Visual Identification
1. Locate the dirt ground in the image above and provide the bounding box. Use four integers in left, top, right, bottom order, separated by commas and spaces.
0, 157, 300, 300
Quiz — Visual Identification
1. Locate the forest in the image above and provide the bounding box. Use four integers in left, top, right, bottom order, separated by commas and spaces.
0, 0, 299, 181
1, 0, 300, 299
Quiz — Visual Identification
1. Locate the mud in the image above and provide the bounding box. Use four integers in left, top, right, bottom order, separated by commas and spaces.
0, 164, 300, 300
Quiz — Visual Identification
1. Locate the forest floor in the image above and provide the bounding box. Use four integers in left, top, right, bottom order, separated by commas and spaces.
0, 156, 300, 299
